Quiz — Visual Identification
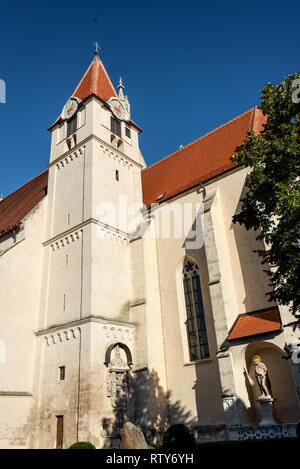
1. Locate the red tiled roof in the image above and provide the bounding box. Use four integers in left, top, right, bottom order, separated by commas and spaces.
48, 56, 118, 130
141, 107, 266, 207
0, 170, 48, 237
227, 307, 281, 341
73, 56, 117, 102
2, 107, 266, 239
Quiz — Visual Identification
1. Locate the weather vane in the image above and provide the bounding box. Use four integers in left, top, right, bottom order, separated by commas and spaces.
93, 41, 100, 57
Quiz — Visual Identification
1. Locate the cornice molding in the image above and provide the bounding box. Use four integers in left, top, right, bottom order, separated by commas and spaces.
35, 315, 136, 336
43, 218, 132, 247
48, 134, 143, 170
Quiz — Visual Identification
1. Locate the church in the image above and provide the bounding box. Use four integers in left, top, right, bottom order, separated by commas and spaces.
0, 50, 299, 449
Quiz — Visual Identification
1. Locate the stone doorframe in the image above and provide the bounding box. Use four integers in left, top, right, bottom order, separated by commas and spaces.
203, 188, 241, 426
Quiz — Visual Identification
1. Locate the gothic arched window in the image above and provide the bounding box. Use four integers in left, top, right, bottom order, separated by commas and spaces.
183, 259, 210, 361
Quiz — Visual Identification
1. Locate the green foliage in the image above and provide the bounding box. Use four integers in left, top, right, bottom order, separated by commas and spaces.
231, 73, 300, 328
68, 441, 96, 449
162, 424, 196, 448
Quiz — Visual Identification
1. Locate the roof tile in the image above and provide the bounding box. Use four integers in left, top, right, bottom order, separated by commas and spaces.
73, 56, 117, 102
2, 108, 267, 240
48, 57, 117, 130
141, 107, 266, 206
227, 307, 281, 341
0, 170, 48, 237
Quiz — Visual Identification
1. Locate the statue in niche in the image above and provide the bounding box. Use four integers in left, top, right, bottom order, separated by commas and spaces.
106, 345, 131, 432
252, 355, 273, 399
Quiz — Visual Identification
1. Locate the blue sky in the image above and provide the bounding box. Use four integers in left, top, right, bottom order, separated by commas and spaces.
0, 0, 299, 196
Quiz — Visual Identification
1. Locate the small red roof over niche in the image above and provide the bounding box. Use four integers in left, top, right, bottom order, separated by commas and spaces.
0, 170, 48, 237
227, 307, 282, 341
141, 107, 266, 207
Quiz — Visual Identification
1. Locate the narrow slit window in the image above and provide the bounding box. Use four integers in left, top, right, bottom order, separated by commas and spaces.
59, 366, 65, 381
115, 170, 119, 181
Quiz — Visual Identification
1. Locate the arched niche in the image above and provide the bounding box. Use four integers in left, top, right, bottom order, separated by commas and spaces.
104, 342, 133, 367
104, 343, 134, 434
245, 341, 300, 424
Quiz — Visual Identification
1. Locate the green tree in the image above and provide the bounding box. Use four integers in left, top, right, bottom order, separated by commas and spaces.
231, 73, 300, 329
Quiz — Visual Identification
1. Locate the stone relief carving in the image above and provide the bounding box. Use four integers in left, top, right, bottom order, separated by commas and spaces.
106, 344, 132, 434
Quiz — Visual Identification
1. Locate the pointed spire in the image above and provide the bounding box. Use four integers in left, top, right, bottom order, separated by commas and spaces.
72, 56, 117, 102
118, 77, 125, 99
117, 77, 131, 119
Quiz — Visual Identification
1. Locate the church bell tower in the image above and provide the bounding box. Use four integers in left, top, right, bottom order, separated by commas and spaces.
34, 47, 148, 448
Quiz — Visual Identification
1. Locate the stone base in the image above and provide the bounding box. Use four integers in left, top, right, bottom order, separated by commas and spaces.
228, 423, 297, 440
193, 425, 227, 443
256, 396, 277, 426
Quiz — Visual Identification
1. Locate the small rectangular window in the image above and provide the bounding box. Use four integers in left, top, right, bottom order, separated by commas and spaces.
115, 170, 119, 181
111, 116, 121, 138
59, 366, 65, 381
67, 114, 77, 137
125, 127, 131, 138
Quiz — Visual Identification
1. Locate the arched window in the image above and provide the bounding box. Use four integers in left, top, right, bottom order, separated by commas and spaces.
183, 259, 210, 361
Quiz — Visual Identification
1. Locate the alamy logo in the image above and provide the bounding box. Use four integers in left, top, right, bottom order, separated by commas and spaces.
0, 340, 6, 363
0, 79, 6, 103
95, 196, 205, 249
291, 79, 300, 104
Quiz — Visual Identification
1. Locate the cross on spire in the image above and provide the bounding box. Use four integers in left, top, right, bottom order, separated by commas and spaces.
93, 41, 100, 57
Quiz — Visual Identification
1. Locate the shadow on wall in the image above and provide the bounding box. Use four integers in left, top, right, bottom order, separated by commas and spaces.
193, 359, 227, 429
230, 182, 275, 312
222, 386, 252, 426
101, 367, 196, 448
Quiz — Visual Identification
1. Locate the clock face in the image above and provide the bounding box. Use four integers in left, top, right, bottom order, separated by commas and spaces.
63, 97, 78, 120
109, 98, 126, 120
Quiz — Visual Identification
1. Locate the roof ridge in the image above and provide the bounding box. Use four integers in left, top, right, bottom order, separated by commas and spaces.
142, 107, 256, 173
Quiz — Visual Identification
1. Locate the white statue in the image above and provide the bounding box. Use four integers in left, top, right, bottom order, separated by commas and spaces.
252, 355, 273, 399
